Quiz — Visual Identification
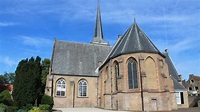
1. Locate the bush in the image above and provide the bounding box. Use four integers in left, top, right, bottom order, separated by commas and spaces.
0, 90, 13, 105
0, 103, 7, 112
39, 104, 50, 111
17, 109, 28, 112
6, 106, 18, 112
28, 106, 49, 112
41, 95, 53, 110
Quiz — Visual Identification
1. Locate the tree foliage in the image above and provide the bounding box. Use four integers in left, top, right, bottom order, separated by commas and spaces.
12, 56, 42, 108
0, 90, 13, 106
3, 72, 15, 84
0, 75, 8, 85
41, 58, 50, 94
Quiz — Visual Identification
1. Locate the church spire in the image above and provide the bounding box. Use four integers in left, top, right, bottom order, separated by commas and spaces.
91, 0, 109, 46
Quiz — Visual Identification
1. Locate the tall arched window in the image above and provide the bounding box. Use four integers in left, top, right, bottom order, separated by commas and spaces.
114, 61, 119, 91
128, 58, 138, 89
56, 79, 66, 96
78, 80, 87, 97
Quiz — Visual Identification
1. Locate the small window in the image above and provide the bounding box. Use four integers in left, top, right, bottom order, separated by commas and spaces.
175, 92, 184, 104
189, 87, 192, 90
56, 79, 66, 97
195, 87, 199, 91
190, 80, 194, 84
180, 92, 184, 104
78, 80, 87, 97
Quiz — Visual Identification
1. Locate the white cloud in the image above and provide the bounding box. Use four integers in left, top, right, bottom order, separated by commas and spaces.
19, 36, 52, 47
0, 22, 16, 26
168, 37, 200, 53
0, 56, 17, 67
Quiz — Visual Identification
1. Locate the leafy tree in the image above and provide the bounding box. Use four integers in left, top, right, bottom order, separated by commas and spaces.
0, 75, 8, 92
3, 72, 15, 84
41, 58, 50, 94
12, 56, 42, 108
0, 75, 8, 85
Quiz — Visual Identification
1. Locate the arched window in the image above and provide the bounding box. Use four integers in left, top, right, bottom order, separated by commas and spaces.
114, 61, 119, 91
128, 58, 138, 89
56, 79, 66, 96
78, 80, 87, 97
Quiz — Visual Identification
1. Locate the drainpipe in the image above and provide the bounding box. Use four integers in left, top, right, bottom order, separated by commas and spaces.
70, 81, 75, 108
51, 75, 54, 97
139, 57, 144, 111
73, 81, 75, 108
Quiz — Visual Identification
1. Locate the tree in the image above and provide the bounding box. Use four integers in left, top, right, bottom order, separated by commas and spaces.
41, 58, 50, 94
3, 72, 15, 84
0, 75, 8, 85
12, 56, 42, 108
0, 75, 8, 92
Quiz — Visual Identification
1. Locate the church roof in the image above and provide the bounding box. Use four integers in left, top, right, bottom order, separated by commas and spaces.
163, 52, 181, 81
171, 76, 187, 91
91, 0, 109, 45
163, 51, 187, 91
51, 40, 112, 76
103, 20, 163, 64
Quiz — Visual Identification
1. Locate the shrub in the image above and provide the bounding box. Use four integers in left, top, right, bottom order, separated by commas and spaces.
28, 107, 41, 112
0, 90, 13, 105
39, 104, 50, 111
41, 95, 53, 110
0, 103, 7, 112
17, 109, 28, 112
6, 106, 18, 112
28, 106, 49, 112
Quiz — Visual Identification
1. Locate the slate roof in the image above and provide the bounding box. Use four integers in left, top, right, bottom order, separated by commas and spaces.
51, 40, 112, 76
163, 52, 187, 91
163, 52, 181, 81
171, 76, 187, 91
102, 20, 163, 65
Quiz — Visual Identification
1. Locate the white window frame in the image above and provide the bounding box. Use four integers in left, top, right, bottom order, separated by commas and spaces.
56, 79, 66, 97
175, 92, 181, 104
78, 80, 87, 97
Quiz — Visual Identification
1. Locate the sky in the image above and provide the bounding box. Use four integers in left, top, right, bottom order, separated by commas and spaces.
0, 0, 199, 80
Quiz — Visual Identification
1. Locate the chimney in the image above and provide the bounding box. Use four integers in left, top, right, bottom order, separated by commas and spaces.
118, 35, 122, 38
178, 74, 182, 81
165, 49, 168, 53
178, 74, 183, 84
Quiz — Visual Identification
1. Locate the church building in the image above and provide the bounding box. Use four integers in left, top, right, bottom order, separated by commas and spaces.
45, 1, 188, 111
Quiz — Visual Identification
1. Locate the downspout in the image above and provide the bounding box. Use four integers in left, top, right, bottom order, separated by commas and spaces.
139, 57, 144, 111
50, 38, 57, 97
72, 81, 75, 108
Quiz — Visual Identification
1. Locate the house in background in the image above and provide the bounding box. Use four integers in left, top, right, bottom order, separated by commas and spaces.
183, 74, 200, 96
182, 74, 200, 107
45, 0, 189, 111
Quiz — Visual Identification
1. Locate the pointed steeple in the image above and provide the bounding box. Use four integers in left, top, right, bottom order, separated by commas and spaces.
91, 0, 109, 46
106, 19, 164, 60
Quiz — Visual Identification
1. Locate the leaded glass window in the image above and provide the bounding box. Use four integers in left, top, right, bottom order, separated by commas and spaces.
128, 59, 138, 89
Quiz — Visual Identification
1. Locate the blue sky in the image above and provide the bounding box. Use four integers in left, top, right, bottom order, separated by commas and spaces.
0, 0, 199, 80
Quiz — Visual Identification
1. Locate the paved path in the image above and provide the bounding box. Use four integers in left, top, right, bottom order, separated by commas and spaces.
53, 107, 200, 112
